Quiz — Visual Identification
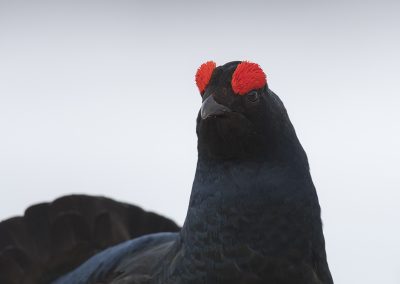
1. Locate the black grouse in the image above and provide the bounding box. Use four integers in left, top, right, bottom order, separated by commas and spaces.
0, 61, 333, 284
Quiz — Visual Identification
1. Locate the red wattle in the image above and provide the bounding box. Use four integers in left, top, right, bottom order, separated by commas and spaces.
195, 61, 216, 95
231, 62, 267, 95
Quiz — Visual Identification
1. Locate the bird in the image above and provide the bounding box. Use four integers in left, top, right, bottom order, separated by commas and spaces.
0, 61, 333, 284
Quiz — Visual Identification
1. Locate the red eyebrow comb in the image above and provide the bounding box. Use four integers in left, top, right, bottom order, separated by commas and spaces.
231, 62, 267, 95
195, 61, 216, 95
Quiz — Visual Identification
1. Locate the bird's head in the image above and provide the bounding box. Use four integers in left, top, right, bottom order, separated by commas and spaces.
195, 61, 304, 163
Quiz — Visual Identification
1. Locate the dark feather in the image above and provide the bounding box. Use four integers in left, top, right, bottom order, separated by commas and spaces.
0, 195, 179, 284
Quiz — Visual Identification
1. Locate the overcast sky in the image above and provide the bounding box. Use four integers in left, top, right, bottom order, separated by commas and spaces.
1, 1, 399, 283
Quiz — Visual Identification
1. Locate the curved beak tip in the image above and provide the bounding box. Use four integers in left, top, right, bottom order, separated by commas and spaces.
200, 96, 231, 120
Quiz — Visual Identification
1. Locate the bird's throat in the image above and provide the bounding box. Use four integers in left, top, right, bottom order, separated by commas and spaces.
180, 158, 313, 257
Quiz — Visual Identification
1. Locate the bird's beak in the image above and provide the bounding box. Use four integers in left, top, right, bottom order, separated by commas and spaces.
201, 95, 231, 119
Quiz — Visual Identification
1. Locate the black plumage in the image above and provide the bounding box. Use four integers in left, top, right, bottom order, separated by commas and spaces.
0, 195, 179, 284
0, 61, 333, 284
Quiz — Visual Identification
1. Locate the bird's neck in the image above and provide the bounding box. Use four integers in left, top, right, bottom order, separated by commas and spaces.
158, 157, 323, 283
180, 157, 315, 257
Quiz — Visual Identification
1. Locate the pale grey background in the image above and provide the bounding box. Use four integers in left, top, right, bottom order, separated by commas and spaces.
0, 1, 399, 283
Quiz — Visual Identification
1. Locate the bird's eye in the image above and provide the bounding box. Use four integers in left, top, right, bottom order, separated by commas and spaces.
247, 91, 259, 102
